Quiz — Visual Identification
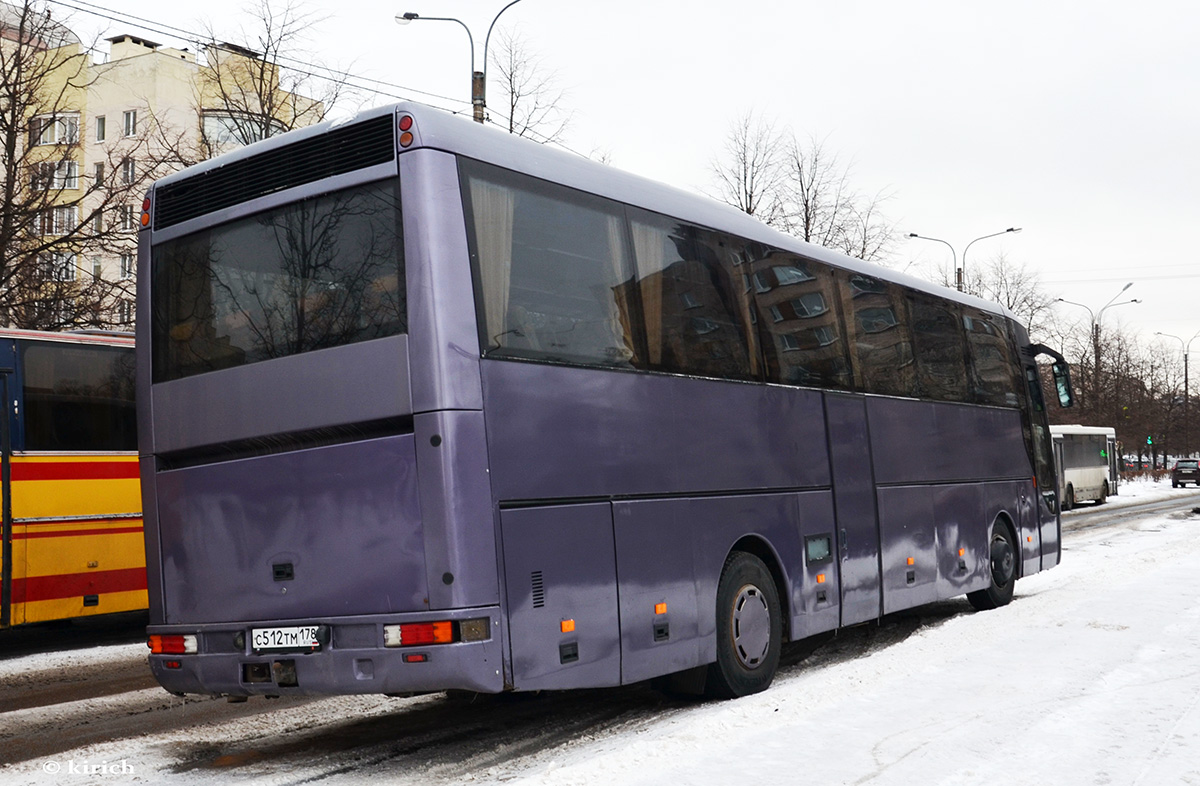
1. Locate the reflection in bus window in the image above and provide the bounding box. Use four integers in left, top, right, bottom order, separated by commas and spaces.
627, 210, 755, 381
911, 296, 967, 402
152, 179, 405, 383
753, 251, 851, 389
964, 309, 1021, 406
840, 272, 915, 397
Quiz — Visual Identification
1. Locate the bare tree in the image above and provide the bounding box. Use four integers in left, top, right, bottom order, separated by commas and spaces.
196, 0, 342, 159
488, 28, 570, 144
709, 111, 786, 226
967, 252, 1057, 337
0, 2, 166, 329
779, 134, 896, 263
709, 118, 897, 263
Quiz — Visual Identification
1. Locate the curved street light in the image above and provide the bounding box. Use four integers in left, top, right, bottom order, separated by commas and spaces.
1155, 329, 1200, 458
961, 227, 1021, 292
397, 0, 527, 124
907, 227, 1021, 292
1056, 283, 1141, 416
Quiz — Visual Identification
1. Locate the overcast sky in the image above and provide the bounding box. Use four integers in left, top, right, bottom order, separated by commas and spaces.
66, 0, 1200, 354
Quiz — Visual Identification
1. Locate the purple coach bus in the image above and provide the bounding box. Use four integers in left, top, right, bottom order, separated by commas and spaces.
137, 103, 1074, 700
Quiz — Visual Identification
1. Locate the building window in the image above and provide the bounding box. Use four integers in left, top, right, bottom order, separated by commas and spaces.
123, 110, 137, 136
94, 161, 104, 183
118, 299, 134, 324
41, 252, 77, 282
121, 157, 136, 184
202, 111, 284, 148
31, 161, 79, 190
31, 114, 79, 146
53, 205, 77, 235
93, 210, 103, 232
92, 257, 102, 278
119, 205, 136, 231
95, 115, 106, 142
120, 253, 134, 279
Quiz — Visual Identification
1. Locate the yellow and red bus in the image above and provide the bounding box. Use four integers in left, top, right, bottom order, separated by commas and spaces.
0, 329, 142, 628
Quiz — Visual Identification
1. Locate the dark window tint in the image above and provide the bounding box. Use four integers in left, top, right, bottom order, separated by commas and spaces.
151, 179, 405, 383
22, 342, 136, 451
754, 250, 850, 388
1064, 434, 1108, 468
910, 295, 967, 402
838, 271, 914, 397
463, 160, 640, 368
629, 211, 755, 380
964, 308, 1020, 407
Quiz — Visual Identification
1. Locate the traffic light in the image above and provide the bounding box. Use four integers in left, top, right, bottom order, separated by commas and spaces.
1147, 435, 1153, 446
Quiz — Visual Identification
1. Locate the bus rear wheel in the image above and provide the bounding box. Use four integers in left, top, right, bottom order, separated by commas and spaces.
705, 552, 782, 699
968, 523, 1017, 611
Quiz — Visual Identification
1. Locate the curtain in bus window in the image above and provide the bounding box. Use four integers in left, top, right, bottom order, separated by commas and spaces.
152, 179, 405, 382
22, 343, 136, 451
464, 161, 638, 368
630, 220, 665, 366
963, 308, 1021, 407
751, 250, 851, 388
910, 295, 968, 402
470, 177, 515, 351
837, 272, 915, 397
628, 211, 754, 381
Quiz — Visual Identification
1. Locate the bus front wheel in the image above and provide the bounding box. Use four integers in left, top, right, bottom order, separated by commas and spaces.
968, 523, 1017, 611
705, 552, 782, 699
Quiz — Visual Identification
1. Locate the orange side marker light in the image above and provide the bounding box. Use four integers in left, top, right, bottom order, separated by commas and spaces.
654, 603, 667, 615
560, 619, 575, 633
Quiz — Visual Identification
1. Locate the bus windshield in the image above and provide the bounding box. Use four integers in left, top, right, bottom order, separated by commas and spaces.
151, 179, 405, 383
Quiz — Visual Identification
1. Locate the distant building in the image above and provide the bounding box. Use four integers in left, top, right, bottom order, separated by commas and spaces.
6, 4, 322, 329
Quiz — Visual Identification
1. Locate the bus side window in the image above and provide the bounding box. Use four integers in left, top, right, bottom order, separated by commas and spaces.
628, 211, 755, 381
837, 272, 915, 397
463, 160, 641, 369
751, 250, 851, 389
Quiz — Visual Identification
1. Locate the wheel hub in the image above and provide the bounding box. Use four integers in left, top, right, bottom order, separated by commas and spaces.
991, 536, 1015, 586
732, 583, 771, 669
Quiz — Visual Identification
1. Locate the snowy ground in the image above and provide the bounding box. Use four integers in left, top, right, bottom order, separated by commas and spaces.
4, 479, 1200, 785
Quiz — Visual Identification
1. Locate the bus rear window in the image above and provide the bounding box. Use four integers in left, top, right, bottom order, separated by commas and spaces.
151, 179, 405, 383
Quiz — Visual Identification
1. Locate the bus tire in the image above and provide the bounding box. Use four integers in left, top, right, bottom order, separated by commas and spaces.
705, 552, 782, 699
1097, 484, 1107, 504
1063, 484, 1075, 511
968, 522, 1017, 611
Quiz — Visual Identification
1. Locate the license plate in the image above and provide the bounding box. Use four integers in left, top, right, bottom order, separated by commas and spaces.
251, 625, 322, 652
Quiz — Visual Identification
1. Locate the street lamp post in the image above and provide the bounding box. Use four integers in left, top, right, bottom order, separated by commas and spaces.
1155, 330, 1200, 459
1057, 283, 1140, 418
907, 227, 1021, 292
961, 228, 1021, 292
396, 0, 526, 125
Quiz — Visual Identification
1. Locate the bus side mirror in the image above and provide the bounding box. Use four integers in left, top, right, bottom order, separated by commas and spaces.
1051, 361, 1074, 408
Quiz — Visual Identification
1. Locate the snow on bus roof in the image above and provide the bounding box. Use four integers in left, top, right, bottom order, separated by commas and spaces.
154, 101, 1017, 323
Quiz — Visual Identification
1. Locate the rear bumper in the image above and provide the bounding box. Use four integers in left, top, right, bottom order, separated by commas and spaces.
147, 607, 505, 697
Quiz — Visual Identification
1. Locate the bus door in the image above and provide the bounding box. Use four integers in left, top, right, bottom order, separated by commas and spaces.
0, 343, 14, 628
1106, 434, 1118, 495
1052, 435, 1064, 503
824, 393, 883, 626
